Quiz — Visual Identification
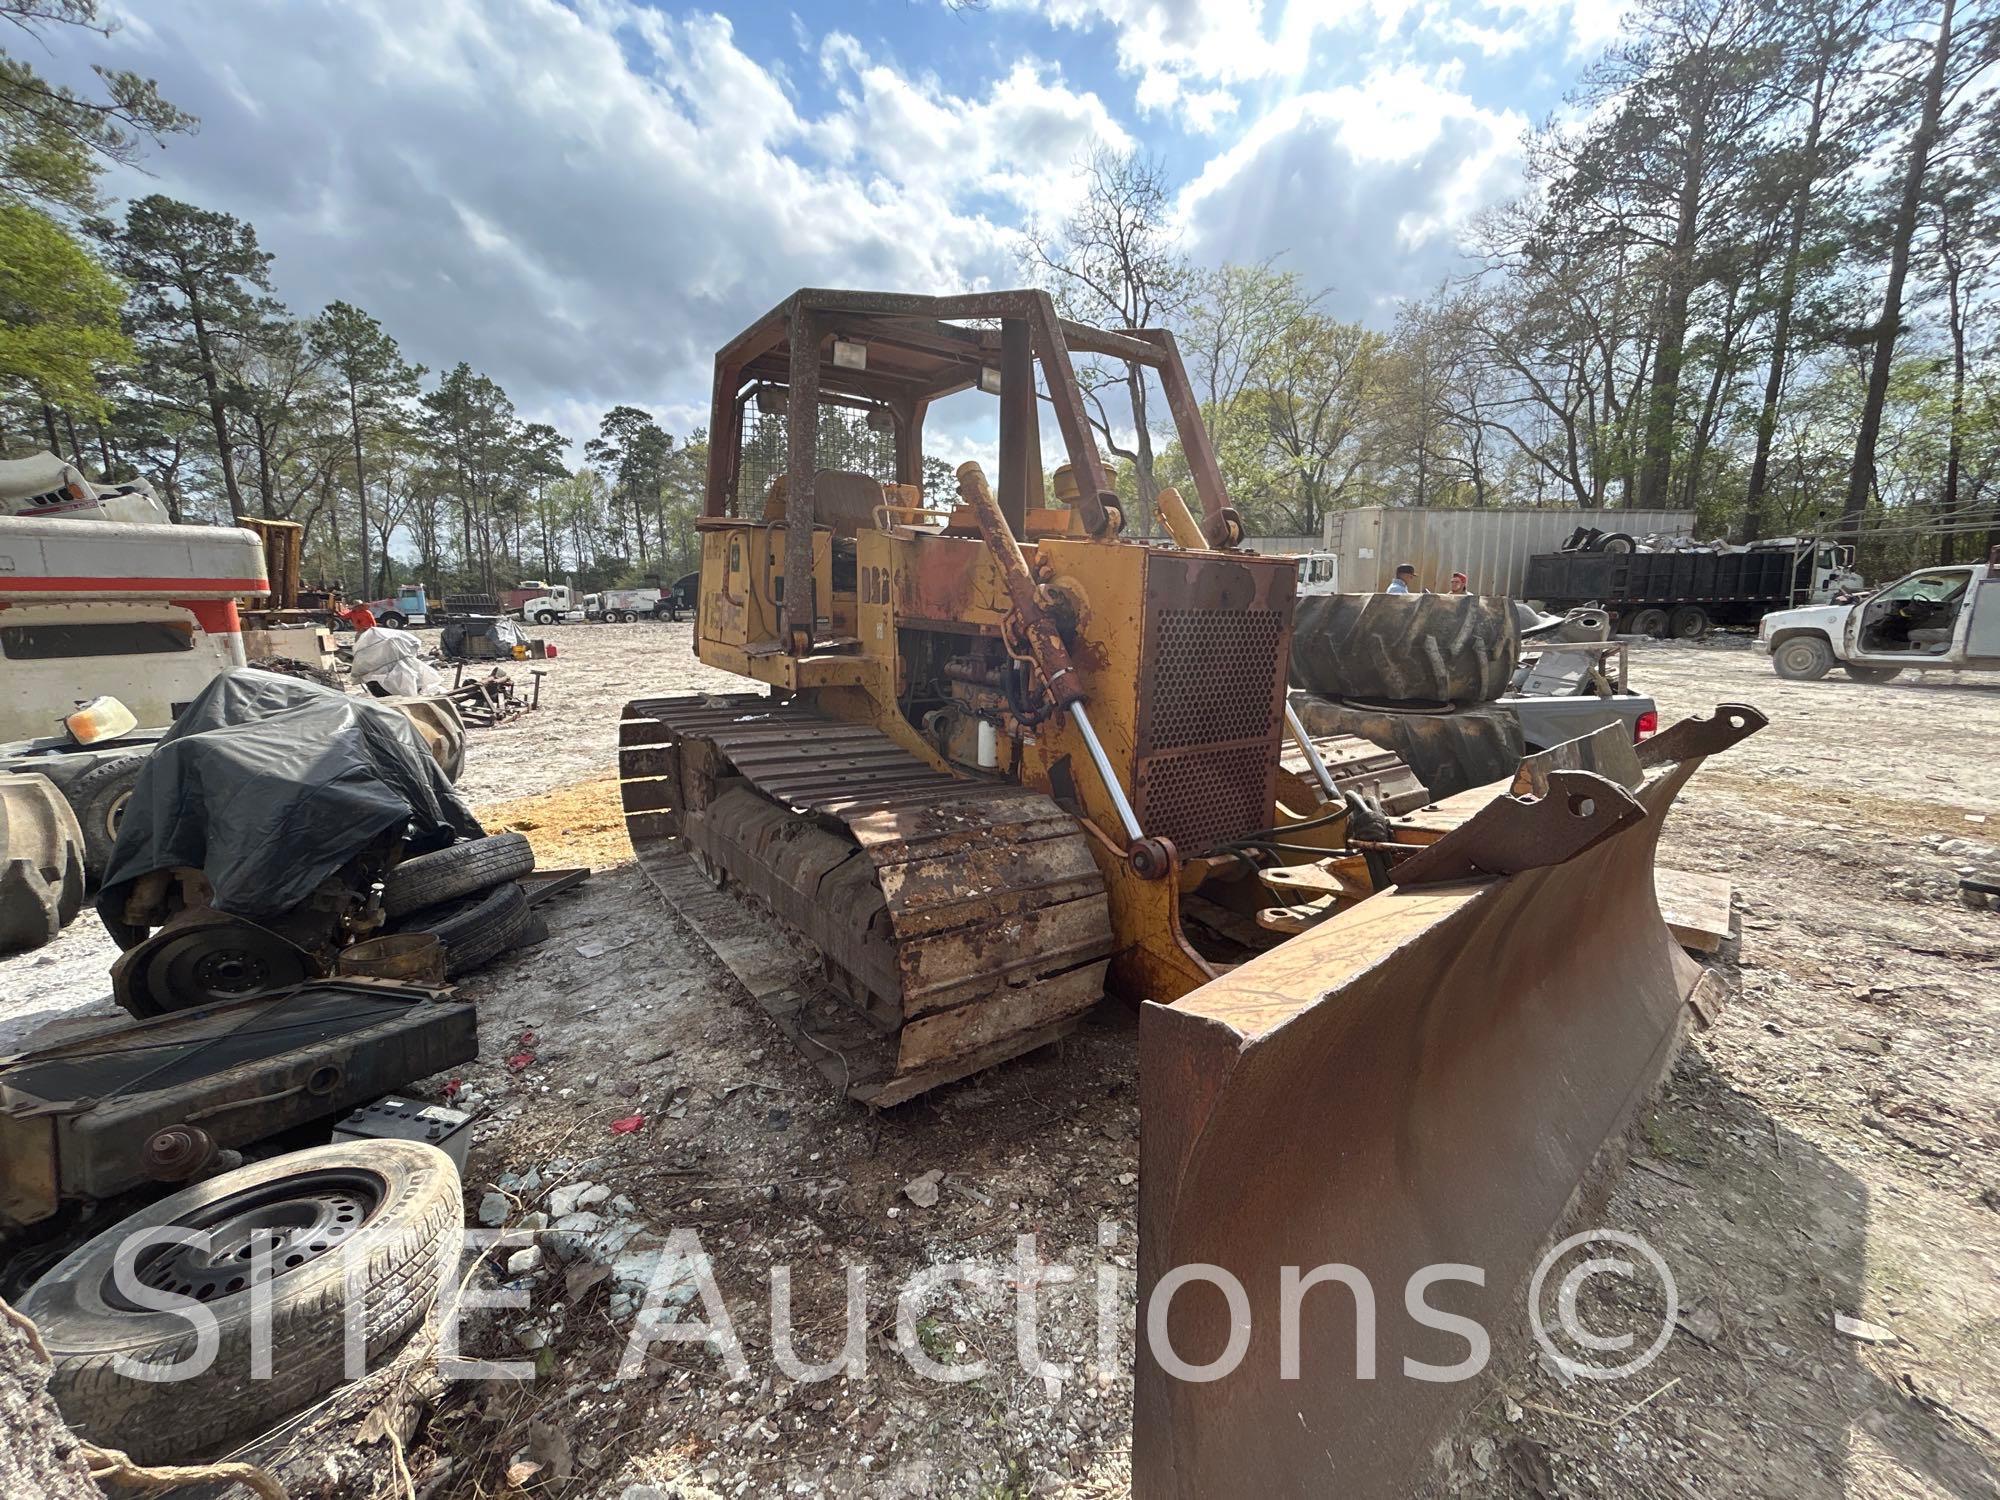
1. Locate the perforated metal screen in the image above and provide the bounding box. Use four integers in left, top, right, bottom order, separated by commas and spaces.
1132, 554, 1293, 859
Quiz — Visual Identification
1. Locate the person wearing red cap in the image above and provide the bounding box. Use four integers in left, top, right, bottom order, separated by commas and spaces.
1448, 572, 1469, 594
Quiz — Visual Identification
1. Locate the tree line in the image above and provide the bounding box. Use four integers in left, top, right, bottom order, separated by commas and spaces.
1028, 0, 1998, 580
4, 0, 1997, 595
1, 3, 709, 599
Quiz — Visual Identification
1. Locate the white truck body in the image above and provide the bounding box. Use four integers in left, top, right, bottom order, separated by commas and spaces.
598, 586, 679, 622
0, 515, 265, 743
1756, 552, 2000, 680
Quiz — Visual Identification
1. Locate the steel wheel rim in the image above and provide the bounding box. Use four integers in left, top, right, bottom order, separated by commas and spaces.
106, 1168, 385, 1309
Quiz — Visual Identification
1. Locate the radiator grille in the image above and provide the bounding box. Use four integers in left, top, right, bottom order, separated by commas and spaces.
1144, 609, 1285, 749
1132, 552, 1293, 857
1134, 743, 1276, 858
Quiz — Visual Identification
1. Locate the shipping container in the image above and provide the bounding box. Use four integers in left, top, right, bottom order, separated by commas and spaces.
1261, 509, 1698, 597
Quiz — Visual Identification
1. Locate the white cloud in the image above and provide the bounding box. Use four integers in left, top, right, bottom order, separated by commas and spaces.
86, 0, 1131, 447
1179, 63, 1526, 313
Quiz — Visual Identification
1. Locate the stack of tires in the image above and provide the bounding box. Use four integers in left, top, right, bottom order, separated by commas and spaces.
1290, 593, 1525, 802
380, 830, 545, 975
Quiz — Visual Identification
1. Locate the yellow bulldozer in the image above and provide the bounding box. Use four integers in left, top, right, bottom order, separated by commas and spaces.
618, 288, 1763, 1494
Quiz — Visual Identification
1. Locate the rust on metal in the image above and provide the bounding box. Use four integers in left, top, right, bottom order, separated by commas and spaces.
956, 463, 1085, 707
619, 693, 1115, 1106
1390, 768, 1642, 886
1134, 705, 1763, 1499
1131, 551, 1294, 860
1633, 701, 1767, 770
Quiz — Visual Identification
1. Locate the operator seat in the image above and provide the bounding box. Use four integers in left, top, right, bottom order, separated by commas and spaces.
760, 470, 883, 538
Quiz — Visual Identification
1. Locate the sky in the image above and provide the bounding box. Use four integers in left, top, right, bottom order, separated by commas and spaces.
53, 0, 1628, 454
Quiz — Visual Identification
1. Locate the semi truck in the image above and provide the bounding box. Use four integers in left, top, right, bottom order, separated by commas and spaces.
1523, 538, 1863, 637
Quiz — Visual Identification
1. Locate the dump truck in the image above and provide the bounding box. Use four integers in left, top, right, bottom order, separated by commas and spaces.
616, 288, 1762, 1494
1525, 536, 1864, 636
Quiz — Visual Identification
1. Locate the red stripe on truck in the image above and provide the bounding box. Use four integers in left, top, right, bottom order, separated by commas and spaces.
0, 574, 268, 592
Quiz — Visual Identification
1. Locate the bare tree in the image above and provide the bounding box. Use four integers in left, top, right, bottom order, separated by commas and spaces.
1022, 148, 1193, 528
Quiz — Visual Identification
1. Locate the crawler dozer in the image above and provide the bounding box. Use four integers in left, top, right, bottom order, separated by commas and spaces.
620, 289, 1763, 1492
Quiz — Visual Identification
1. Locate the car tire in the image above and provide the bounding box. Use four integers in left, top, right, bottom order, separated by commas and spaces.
1627, 608, 1670, 638
1667, 605, 1710, 640
19, 1140, 462, 1466
1843, 664, 1901, 684
381, 831, 535, 919
63, 755, 146, 886
1773, 636, 1834, 680
391, 879, 545, 975
534, 610, 557, 625
1598, 533, 1635, 555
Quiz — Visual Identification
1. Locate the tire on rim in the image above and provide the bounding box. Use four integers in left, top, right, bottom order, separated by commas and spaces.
1627, 607, 1670, 638
18, 1140, 462, 1466
1667, 605, 1710, 639
1773, 635, 1834, 680
63, 755, 145, 885
534, 609, 557, 625
391, 878, 545, 975
380, 831, 535, 919
379, 611, 407, 629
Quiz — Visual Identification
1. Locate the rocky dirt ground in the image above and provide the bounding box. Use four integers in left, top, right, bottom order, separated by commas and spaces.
3, 622, 1997, 1499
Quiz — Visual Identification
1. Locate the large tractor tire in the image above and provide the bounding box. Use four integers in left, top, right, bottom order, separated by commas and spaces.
1291, 694, 1524, 802
19, 1140, 462, 1466
0, 773, 85, 953
1290, 594, 1518, 706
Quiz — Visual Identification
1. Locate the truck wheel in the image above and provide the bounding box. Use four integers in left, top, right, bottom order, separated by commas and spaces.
391, 879, 545, 975
1667, 605, 1710, 640
1843, 664, 1901, 684
1627, 608, 1670, 638
380, 611, 407, 629
381, 831, 535, 918
64, 755, 145, 885
19, 1140, 462, 1466
1773, 636, 1834, 680
534, 610, 557, 626
1597, 533, 1635, 555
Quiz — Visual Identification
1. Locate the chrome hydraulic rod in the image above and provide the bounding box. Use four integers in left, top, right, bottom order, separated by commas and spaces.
1071, 701, 1145, 845
1285, 703, 1341, 800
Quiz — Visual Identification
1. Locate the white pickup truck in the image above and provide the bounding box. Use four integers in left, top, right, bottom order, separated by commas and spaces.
1757, 549, 2000, 681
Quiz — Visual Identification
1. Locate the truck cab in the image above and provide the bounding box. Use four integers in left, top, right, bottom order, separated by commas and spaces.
1294, 552, 1339, 597
521, 584, 579, 624
1757, 550, 2000, 681
364, 586, 429, 628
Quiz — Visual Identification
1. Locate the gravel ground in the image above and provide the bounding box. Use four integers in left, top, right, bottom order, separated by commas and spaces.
3, 630, 1996, 1499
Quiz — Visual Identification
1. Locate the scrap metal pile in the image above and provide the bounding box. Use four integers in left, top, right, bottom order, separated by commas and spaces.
611, 288, 1765, 1492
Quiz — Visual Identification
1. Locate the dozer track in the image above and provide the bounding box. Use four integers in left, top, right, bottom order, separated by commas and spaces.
619, 694, 1116, 1106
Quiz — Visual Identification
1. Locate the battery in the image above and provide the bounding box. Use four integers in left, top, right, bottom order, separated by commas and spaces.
331, 1095, 474, 1174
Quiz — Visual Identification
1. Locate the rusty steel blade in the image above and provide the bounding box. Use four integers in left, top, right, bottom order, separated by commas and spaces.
1134, 706, 1761, 1498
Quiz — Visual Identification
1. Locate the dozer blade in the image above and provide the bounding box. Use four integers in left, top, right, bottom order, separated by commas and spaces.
1134, 705, 1764, 1498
